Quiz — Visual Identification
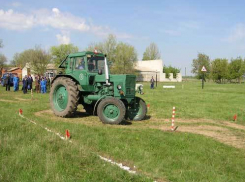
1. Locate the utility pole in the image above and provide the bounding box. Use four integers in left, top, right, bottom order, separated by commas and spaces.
155, 71, 157, 87
201, 66, 207, 89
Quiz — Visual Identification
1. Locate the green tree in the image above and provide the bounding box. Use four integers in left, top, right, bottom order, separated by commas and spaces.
86, 34, 117, 63
211, 58, 229, 83
192, 53, 211, 79
111, 42, 137, 74
163, 65, 181, 78
13, 50, 33, 68
50, 44, 79, 68
13, 47, 51, 74
30, 46, 51, 75
228, 57, 245, 83
86, 34, 137, 74
0, 54, 7, 75
142, 42, 161, 60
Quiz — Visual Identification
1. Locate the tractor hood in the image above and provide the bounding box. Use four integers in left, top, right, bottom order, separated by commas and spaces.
95, 74, 136, 97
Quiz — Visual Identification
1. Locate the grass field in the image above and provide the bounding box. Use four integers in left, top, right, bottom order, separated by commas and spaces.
0, 80, 245, 182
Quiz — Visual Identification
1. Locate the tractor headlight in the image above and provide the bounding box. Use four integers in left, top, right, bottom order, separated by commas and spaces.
117, 85, 122, 90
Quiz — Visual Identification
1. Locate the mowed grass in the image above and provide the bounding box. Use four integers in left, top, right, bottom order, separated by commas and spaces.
0, 81, 245, 182
143, 80, 245, 125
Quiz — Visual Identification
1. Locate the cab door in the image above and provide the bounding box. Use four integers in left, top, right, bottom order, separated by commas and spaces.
71, 56, 91, 91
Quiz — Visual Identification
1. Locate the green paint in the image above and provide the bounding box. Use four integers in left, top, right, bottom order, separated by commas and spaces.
53, 84, 68, 111
51, 51, 146, 120
102, 104, 120, 122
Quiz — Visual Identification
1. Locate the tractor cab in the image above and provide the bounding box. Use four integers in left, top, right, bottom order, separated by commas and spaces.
59, 52, 105, 74
58, 51, 106, 91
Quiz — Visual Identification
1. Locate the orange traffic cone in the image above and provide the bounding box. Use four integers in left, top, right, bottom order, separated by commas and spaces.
147, 104, 150, 110
66, 130, 70, 139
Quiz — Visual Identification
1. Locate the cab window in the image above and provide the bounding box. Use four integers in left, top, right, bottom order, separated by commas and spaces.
87, 56, 105, 73
75, 57, 85, 70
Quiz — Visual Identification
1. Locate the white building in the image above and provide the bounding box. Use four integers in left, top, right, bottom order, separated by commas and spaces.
22, 63, 57, 81
22, 63, 35, 80
135, 60, 182, 82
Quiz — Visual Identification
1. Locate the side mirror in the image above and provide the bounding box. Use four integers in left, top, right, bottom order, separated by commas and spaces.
98, 69, 102, 75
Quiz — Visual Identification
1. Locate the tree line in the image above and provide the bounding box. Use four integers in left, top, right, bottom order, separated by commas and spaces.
0, 35, 163, 75
192, 53, 245, 83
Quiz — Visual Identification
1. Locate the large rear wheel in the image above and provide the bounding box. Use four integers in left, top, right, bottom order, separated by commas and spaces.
50, 77, 79, 117
127, 97, 147, 121
97, 98, 126, 124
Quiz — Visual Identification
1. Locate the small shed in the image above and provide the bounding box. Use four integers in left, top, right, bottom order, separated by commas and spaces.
45, 64, 57, 79
1, 67, 22, 78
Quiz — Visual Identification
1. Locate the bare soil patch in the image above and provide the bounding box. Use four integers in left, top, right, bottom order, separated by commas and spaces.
15, 97, 32, 101
222, 121, 245, 131
159, 125, 245, 149
0, 99, 19, 103
34, 110, 245, 149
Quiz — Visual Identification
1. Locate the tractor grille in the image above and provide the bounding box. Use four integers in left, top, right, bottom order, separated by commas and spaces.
125, 75, 136, 96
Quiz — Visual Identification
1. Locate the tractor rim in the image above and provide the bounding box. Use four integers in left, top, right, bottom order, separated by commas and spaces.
103, 104, 120, 122
53, 84, 68, 111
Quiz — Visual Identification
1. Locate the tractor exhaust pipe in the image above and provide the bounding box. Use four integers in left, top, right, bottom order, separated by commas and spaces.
104, 55, 110, 85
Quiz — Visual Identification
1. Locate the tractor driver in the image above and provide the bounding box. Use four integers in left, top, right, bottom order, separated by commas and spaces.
77, 58, 85, 70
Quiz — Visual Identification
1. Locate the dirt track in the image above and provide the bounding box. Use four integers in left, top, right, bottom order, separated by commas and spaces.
34, 109, 245, 150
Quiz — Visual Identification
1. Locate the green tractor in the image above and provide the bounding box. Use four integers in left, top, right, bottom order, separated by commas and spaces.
50, 51, 147, 124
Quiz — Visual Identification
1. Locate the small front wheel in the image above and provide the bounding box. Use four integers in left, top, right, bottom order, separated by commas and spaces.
97, 98, 126, 124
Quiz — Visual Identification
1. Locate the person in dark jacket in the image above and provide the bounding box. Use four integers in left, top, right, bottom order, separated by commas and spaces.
5, 74, 11, 91
150, 76, 155, 89
22, 76, 28, 94
35, 76, 40, 93
27, 75, 33, 90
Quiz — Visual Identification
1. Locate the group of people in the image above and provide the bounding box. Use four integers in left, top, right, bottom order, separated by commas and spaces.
3, 74, 50, 94
34, 76, 50, 94
22, 75, 34, 94
3, 74, 20, 91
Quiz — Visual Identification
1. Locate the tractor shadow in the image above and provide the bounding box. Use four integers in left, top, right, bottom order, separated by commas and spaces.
73, 111, 94, 118
120, 120, 132, 125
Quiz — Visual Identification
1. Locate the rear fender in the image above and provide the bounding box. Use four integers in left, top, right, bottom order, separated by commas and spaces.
93, 95, 112, 115
51, 75, 80, 86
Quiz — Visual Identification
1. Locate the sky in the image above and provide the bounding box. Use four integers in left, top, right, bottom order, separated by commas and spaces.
1, 0, 245, 75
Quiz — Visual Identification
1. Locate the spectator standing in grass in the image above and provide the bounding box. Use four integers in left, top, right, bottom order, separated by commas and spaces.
40, 78, 46, 94
44, 77, 47, 93
13, 75, 18, 91
35, 76, 40, 93
27, 75, 33, 91
22, 76, 28, 94
5, 74, 11, 91
47, 77, 51, 92
150, 76, 155, 89
16, 76, 19, 91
